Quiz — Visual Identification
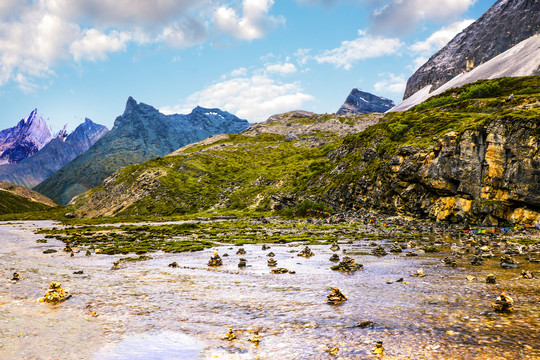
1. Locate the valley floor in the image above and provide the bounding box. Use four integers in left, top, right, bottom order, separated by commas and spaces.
1, 218, 539, 359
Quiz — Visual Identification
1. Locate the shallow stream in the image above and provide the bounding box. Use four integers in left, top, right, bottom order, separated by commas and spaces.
1, 221, 539, 359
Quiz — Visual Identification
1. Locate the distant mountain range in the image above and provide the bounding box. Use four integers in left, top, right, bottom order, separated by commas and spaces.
35, 97, 250, 204
0, 118, 108, 188
337, 89, 395, 114
398, 0, 540, 108
0, 109, 52, 164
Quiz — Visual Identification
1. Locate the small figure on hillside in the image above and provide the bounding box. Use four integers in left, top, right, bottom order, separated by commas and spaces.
208, 251, 223, 266
491, 292, 514, 312
327, 288, 347, 304
298, 246, 314, 258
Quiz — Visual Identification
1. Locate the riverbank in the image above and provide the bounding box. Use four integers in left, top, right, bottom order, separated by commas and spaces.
1, 219, 539, 359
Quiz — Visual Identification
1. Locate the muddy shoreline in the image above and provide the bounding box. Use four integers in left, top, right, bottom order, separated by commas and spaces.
1, 219, 539, 359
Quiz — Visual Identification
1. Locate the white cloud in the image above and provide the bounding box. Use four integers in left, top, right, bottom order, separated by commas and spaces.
70, 29, 132, 62
371, 0, 476, 36
374, 73, 406, 94
214, 0, 284, 40
266, 62, 297, 75
314, 30, 403, 70
161, 70, 313, 122
0, 1, 286, 91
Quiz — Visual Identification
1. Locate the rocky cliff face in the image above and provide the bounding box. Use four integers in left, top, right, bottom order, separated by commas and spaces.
324, 111, 540, 225
35, 97, 249, 204
0, 118, 108, 188
0, 109, 52, 164
337, 89, 395, 114
404, 0, 540, 100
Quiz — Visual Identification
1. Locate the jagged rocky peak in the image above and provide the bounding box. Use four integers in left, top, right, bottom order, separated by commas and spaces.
337, 89, 395, 114
0, 109, 52, 164
404, 0, 540, 100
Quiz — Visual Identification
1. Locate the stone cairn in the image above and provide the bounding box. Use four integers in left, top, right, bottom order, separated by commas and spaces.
236, 248, 246, 255
331, 256, 363, 273
38, 282, 71, 303
327, 288, 347, 304
491, 292, 514, 312
208, 251, 223, 266
371, 245, 387, 257
267, 257, 277, 267
298, 246, 314, 258
329, 253, 340, 262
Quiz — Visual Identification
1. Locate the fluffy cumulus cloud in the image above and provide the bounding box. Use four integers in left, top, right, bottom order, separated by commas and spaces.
161, 69, 313, 122
371, 0, 476, 36
266, 62, 297, 75
214, 0, 284, 40
374, 72, 406, 94
314, 30, 403, 70
0, 0, 283, 90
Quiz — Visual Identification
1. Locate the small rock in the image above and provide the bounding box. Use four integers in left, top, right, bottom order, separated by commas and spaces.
500, 255, 518, 268
396, 277, 404, 283
236, 248, 246, 255
43, 249, 57, 254
486, 274, 496, 284
329, 253, 340, 262
371, 245, 387, 257
491, 293, 514, 312
330, 242, 340, 252
73, 270, 84, 275
356, 320, 374, 328
168, 262, 179, 268
262, 244, 270, 250
327, 288, 347, 304
470, 256, 483, 266
238, 258, 247, 268
324, 346, 339, 355
389, 243, 403, 253
410, 268, 425, 277
271, 267, 289, 274
267, 252, 275, 257
521, 270, 534, 279
466, 275, 476, 281
85, 250, 91, 256
111, 261, 121, 270
442, 256, 457, 267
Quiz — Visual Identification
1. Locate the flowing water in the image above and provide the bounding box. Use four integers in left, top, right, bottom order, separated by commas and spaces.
1, 221, 539, 359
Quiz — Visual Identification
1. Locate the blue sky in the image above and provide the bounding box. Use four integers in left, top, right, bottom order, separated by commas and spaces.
0, 0, 495, 132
